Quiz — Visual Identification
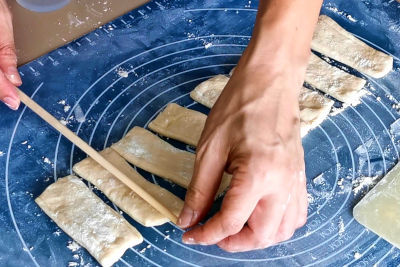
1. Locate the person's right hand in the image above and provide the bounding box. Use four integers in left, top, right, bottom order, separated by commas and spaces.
0, 0, 21, 110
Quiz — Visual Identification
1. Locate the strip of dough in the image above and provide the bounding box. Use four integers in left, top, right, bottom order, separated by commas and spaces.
148, 103, 206, 146
111, 127, 231, 196
312, 15, 393, 78
306, 53, 366, 104
189, 74, 229, 108
35, 176, 143, 267
73, 148, 183, 227
299, 87, 334, 137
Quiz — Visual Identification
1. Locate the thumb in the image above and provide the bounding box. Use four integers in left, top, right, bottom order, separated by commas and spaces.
178, 140, 227, 229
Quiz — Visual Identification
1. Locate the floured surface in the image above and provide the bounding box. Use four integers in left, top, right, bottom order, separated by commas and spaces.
112, 127, 231, 196
149, 103, 206, 146
73, 148, 183, 227
354, 164, 400, 249
35, 176, 143, 267
305, 53, 366, 104
312, 15, 393, 78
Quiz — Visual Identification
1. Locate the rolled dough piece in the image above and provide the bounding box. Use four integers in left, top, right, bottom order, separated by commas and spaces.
73, 148, 183, 227
189, 74, 229, 108
148, 103, 206, 146
111, 127, 231, 196
306, 53, 366, 104
312, 15, 393, 78
299, 87, 334, 137
353, 163, 400, 248
35, 176, 143, 267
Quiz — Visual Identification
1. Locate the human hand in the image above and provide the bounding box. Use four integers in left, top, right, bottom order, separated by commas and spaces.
177, 56, 308, 252
0, 0, 21, 110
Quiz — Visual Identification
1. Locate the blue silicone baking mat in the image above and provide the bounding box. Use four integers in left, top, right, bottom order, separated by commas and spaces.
1, 0, 400, 266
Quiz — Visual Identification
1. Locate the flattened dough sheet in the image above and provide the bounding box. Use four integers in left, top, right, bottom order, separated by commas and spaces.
354, 163, 400, 248
112, 127, 231, 196
312, 15, 393, 78
306, 53, 366, 104
73, 148, 183, 227
35, 176, 143, 267
149, 103, 206, 146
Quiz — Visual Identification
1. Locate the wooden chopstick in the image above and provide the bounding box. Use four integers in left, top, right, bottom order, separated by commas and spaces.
18, 88, 179, 224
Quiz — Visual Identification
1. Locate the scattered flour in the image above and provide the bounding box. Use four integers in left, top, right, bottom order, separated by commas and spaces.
0, 151, 4, 157
43, 157, 52, 164
313, 173, 325, 185
354, 252, 362, 259
58, 100, 66, 105
64, 105, 71, 112
117, 68, 129, 78
67, 241, 81, 252
204, 42, 212, 49
74, 105, 85, 123
352, 176, 379, 195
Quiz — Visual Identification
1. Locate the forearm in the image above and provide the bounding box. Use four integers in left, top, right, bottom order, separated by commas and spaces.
241, 0, 323, 70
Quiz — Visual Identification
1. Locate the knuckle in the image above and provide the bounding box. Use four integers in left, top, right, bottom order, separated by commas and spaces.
0, 43, 16, 57
220, 215, 243, 235
186, 185, 207, 203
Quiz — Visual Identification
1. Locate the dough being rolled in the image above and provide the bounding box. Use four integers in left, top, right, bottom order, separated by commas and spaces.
189, 74, 229, 108
312, 15, 393, 78
112, 127, 231, 196
306, 53, 366, 104
149, 103, 206, 146
73, 148, 183, 227
299, 87, 334, 137
35, 176, 143, 267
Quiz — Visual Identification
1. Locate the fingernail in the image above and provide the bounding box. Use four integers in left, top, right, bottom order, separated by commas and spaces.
182, 237, 196, 244
6, 67, 22, 85
3, 96, 20, 110
178, 205, 198, 228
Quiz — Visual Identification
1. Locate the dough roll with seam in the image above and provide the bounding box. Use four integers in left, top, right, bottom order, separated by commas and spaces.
312, 15, 393, 78
111, 126, 231, 196
73, 148, 184, 227
35, 175, 143, 267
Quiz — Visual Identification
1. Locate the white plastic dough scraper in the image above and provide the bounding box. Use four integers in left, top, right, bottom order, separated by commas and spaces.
353, 163, 400, 249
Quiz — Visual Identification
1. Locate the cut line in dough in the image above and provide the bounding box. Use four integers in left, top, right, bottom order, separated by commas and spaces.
111, 126, 231, 196
312, 15, 393, 78
306, 53, 366, 104
73, 148, 184, 227
35, 176, 143, 267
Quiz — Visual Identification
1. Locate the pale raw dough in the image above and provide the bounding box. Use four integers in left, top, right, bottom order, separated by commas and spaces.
306, 53, 366, 104
73, 148, 183, 227
35, 176, 143, 267
148, 103, 206, 146
111, 127, 231, 196
353, 163, 400, 248
312, 15, 393, 78
189, 74, 229, 108
299, 87, 334, 137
